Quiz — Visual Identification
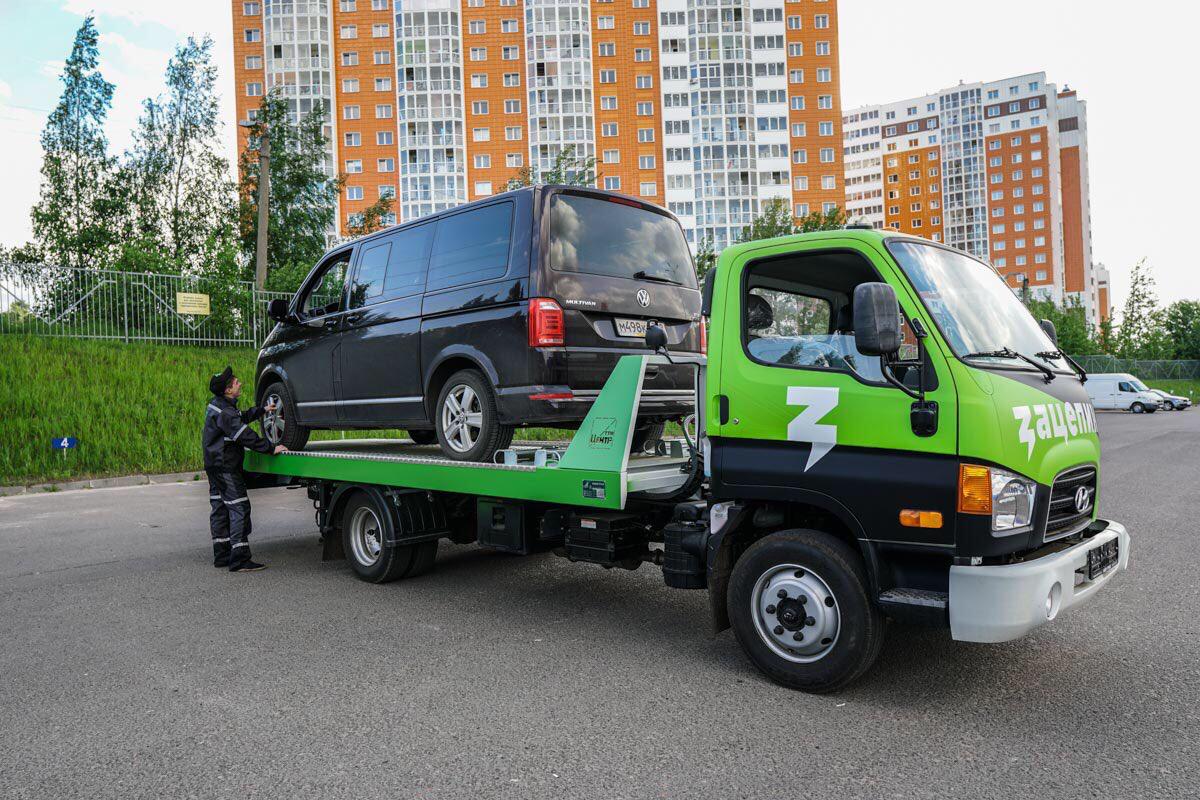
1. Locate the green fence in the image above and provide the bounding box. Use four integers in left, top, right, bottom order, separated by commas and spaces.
1071, 356, 1200, 381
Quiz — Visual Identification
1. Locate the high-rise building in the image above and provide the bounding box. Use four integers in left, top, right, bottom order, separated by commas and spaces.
842, 73, 1103, 326
1095, 263, 1111, 324
231, 0, 844, 251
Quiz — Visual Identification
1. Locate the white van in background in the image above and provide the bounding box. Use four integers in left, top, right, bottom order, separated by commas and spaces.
1086, 373, 1162, 413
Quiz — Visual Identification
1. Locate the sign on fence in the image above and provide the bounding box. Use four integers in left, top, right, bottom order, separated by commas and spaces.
175, 292, 211, 316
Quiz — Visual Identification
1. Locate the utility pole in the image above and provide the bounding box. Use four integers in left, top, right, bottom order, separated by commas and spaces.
240, 120, 270, 289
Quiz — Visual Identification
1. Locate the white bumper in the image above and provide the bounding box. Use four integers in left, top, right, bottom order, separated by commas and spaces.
949, 520, 1130, 643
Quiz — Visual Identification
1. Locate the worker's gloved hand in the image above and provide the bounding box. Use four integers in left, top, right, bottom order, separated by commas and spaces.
264, 401, 278, 413
273, 445, 287, 455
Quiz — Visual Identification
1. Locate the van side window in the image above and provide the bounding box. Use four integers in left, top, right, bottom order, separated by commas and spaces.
426, 202, 513, 291
348, 223, 433, 308
1118, 381, 1133, 392
299, 251, 351, 317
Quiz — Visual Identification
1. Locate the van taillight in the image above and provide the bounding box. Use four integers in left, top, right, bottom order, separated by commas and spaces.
700, 320, 707, 355
528, 298, 564, 347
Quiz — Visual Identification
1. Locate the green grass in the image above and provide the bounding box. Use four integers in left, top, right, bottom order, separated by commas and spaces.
1147, 380, 1200, 402
0, 335, 580, 485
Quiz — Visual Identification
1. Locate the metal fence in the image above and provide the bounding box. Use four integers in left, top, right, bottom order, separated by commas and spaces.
1071, 355, 1200, 381
0, 264, 291, 347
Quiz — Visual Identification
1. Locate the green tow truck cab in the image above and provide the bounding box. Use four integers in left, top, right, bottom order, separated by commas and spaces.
246, 228, 1129, 692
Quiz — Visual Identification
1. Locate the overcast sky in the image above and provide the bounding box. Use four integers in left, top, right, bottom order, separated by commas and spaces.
0, 1, 1194, 310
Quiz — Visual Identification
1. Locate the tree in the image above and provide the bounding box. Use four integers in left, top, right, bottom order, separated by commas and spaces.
122, 36, 236, 276
796, 206, 849, 233
346, 195, 395, 238
1115, 259, 1167, 360
30, 15, 118, 271
1164, 300, 1200, 360
506, 145, 598, 190
238, 93, 343, 292
737, 197, 796, 242
1024, 296, 1100, 355
694, 236, 716, 280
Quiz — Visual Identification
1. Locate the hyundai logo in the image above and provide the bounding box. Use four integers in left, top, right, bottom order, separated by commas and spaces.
636, 289, 650, 308
1074, 485, 1092, 514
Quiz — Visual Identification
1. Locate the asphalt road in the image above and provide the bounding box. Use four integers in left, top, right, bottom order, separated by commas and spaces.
1, 411, 1197, 800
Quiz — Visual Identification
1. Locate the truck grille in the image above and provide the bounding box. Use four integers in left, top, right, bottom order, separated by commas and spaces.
1044, 466, 1097, 542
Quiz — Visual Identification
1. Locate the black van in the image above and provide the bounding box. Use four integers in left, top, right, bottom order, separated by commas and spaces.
255, 186, 702, 461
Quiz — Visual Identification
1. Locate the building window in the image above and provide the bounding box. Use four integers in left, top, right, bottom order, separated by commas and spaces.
243, 2, 261, 14
636, 101, 653, 116
340, 52, 358, 67
639, 155, 655, 169
787, 15, 802, 29
638, 127, 655, 143
819, 147, 834, 163
339, 25, 356, 39
470, 48, 486, 61
633, 21, 650, 35
602, 122, 618, 137
504, 72, 520, 87
344, 105, 361, 120
505, 99, 521, 114
339, 0, 356, 10
789, 69, 804, 84
244, 28, 261, 43
597, 16, 615, 29
502, 45, 519, 60
375, 77, 392, 91
634, 48, 651, 61
377, 158, 395, 172
821, 175, 836, 190
603, 149, 620, 163
818, 121, 833, 136
604, 176, 621, 190
475, 182, 493, 196
639, 181, 657, 197
503, 153, 522, 169
375, 104, 392, 118
792, 149, 807, 164
371, 24, 389, 38
473, 128, 490, 142
636, 74, 653, 89
505, 126, 522, 140
246, 82, 263, 96
816, 68, 831, 83
246, 55, 263, 69
347, 186, 364, 201
345, 160, 363, 174
342, 78, 360, 93
599, 69, 616, 83
372, 0, 388, 8
795, 203, 810, 217
375, 50, 391, 65
376, 130, 393, 145
598, 42, 616, 57
815, 41, 830, 56
469, 20, 486, 34
502, 19, 519, 33
788, 43, 803, 57
471, 74, 488, 89
601, 95, 617, 110
791, 122, 806, 137
472, 100, 488, 115
344, 132, 361, 147
814, 14, 830, 28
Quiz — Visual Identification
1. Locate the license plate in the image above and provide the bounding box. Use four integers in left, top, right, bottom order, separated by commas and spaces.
1087, 538, 1119, 580
615, 318, 648, 338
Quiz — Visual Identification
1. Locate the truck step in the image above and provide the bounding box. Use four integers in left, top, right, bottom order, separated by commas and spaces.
877, 588, 949, 627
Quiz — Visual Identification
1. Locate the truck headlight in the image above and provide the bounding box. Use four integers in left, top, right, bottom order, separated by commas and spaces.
990, 467, 1035, 534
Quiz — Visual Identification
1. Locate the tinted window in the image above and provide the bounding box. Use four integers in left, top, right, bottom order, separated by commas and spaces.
427, 203, 513, 291
348, 223, 433, 308
299, 251, 351, 317
550, 194, 696, 288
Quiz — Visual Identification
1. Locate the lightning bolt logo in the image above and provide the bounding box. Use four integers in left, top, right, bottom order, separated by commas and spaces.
786, 387, 839, 471
1012, 406, 1035, 459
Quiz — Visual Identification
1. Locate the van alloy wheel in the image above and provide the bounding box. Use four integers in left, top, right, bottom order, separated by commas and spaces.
262, 392, 286, 444
750, 563, 841, 663
441, 384, 484, 454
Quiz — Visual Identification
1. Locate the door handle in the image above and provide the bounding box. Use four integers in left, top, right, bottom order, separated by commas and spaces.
324, 316, 340, 330
344, 312, 364, 325
717, 394, 729, 425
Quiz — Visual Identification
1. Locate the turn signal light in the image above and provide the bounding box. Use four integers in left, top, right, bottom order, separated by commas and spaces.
958, 464, 992, 514
528, 298, 564, 347
899, 509, 944, 529
699, 320, 707, 355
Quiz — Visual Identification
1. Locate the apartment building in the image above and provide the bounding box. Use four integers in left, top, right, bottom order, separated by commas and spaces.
842, 73, 1102, 325
231, 0, 844, 250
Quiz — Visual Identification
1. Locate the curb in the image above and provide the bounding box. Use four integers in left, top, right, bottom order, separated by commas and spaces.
0, 471, 203, 497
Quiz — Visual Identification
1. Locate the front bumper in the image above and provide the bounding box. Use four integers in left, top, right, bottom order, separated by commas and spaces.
948, 519, 1130, 643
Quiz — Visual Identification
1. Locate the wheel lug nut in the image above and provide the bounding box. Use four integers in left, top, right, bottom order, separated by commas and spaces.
799, 595, 808, 604
793, 632, 804, 641
805, 616, 816, 626
773, 625, 784, 635
766, 604, 776, 614
777, 589, 788, 599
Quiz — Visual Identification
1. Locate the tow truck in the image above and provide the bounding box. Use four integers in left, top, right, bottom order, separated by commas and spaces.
247, 229, 1130, 692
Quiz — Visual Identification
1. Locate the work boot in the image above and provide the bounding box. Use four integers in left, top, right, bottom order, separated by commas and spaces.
214, 556, 230, 568
229, 560, 267, 573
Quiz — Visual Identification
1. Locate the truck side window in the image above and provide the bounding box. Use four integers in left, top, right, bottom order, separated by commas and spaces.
426, 202, 513, 291
742, 251, 916, 384
299, 251, 351, 318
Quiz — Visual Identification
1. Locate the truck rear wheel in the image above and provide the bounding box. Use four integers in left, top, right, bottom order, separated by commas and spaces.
342, 492, 430, 583
728, 529, 885, 693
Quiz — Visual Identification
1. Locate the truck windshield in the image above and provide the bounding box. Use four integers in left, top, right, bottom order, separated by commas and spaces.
549, 194, 697, 288
887, 240, 1063, 371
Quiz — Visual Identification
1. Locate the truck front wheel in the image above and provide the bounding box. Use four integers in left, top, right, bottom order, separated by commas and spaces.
728, 529, 885, 693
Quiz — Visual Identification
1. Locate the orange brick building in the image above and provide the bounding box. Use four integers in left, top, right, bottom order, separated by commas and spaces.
231, 0, 844, 252
843, 73, 1104, 325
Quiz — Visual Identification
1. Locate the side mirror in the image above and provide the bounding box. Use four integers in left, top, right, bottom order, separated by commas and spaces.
1039, 318, 1058, 346
267, 298, 291, 323
852, 282, 902, 356
700, 267, 717, 317
645, 322, 668, 352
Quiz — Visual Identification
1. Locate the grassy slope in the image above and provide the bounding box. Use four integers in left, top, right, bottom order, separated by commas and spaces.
1147, 379, 1200, 402
0, 336, 566, 485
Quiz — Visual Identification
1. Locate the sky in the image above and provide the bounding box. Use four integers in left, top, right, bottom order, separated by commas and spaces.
0, 1, 1195, 310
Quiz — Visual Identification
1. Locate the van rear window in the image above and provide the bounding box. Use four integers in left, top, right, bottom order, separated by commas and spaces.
427, 202, 513, 291
549, 194, 696, 289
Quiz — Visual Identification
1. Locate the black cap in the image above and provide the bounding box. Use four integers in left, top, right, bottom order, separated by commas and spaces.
209, 366, 234, 396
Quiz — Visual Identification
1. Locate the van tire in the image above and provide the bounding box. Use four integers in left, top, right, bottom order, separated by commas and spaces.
260, 380, 310, 451
342, 492, 415, 584
407, 430, 437, 445
1131, 402, 1145, 414
728, 529, 885, 693
435, 369, 513, 462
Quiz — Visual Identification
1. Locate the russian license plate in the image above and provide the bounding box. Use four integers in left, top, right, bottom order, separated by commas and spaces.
1087, 538, 1119, 580
615, 318, 648, 338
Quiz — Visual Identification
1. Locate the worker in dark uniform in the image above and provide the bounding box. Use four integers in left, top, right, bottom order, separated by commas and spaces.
203, 366, 286, 572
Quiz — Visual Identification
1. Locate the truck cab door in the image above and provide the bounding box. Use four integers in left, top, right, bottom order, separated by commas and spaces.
707, 237, 958, 549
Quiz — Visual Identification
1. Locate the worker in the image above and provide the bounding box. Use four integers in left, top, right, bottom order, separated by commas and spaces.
204, 366, 286, 572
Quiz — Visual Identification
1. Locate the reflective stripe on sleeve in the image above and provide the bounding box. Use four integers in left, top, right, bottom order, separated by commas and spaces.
234, 424, 249, 440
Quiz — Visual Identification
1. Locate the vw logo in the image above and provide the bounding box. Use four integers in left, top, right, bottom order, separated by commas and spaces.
636, 289, 650, 308
1074, 486, 1092, 514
